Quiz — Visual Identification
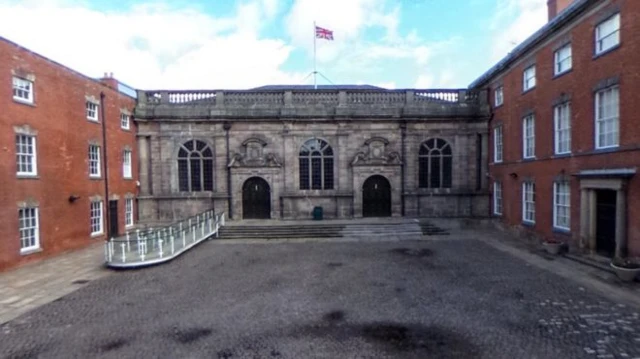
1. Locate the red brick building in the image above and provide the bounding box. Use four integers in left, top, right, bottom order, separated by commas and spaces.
0, 36, 138, 270
471, 0, 640, 258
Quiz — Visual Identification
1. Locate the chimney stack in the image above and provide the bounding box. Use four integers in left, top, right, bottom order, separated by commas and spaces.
99, 71, 118, 90
548, 0, 576, 22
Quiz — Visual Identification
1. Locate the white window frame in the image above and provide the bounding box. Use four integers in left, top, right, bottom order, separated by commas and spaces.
554, 44, 572, 75
523, 66, 536, 91
13, 77, 34, 104
595, 86, 619, 149
125, 198, 134, 228
90, 201, 104, 236
86, 101, 99, 121
120, 113, 130, 130
553, 181, 571, 231
16, 134, 37, 176
595, 13, 620, 55
523, 115, 535, 159
494, 126, 503, 163
123, 149, 132, 179
554, 103, 571, 154
495, 86, 504, 106
89, 145, 101, 177
19, 207, 40, 253
493, 182, 502, 216
522, 182, 535, 224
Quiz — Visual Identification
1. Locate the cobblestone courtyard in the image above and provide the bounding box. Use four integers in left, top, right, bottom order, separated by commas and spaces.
2, 236, 640, 358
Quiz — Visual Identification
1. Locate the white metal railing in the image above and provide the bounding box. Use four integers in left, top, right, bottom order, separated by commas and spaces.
104, 210, 225, 268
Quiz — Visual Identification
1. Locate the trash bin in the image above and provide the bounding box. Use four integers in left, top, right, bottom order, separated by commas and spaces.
313, 206, 323, 220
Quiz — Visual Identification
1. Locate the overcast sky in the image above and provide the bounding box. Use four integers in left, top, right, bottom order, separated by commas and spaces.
0, 0, 547, 89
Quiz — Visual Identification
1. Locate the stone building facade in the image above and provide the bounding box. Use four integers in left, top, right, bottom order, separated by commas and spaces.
134, 87, 490, 223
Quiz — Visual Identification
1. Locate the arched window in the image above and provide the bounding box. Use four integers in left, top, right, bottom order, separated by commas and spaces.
299, 139, 334, 190
419, 138, 452, 188
178, 140, 214, 191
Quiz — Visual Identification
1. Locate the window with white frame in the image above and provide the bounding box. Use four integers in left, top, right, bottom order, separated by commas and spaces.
554, 44, 572, 75
123, 149, 132, 179
120, 113, 130, 130
553, 181, 571, 230
522, 182, 535, 223
90, 201, 103, 235
16, 135, 37, 176
494, 126, 503, 163
89, 145, 101, 177
523, 66, 536, 91
493, 182, 502, 216
554, 103, 571, 154
13, 77, 33, 103
495, 86, 504, 106
19, 207, 39, 252
86, 101, 99, 121
523, 115, 535, 159
125, 198, 134, 228
595, 13, 620, 55
595, 86, 619, 149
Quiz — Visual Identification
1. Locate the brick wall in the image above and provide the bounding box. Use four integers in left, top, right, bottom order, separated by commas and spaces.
0, 37, 138, 270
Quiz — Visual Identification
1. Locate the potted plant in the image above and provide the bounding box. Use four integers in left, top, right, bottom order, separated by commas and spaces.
542, 238, 563, 255
610, 257, 640, 282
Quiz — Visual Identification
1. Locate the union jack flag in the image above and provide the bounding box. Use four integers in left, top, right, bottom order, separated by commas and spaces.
315, 26, 334, 41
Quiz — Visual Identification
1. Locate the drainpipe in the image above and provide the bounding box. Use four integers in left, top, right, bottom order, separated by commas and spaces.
400, 121, 406, 216
100, 92, 111, 237
224, 122, 232, 219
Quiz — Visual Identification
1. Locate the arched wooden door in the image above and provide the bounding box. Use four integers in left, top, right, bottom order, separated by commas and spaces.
362, 175, 391, 217
242, 177, 271, 219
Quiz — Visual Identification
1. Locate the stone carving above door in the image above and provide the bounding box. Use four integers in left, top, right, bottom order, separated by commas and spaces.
228, 137, 282, 167
351, 137, 402, 166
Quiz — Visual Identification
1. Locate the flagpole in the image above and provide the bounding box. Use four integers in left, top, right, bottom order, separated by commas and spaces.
313, 21, 317, 90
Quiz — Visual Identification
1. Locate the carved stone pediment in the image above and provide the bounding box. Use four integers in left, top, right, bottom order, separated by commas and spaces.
228, 137, 282, 168
351, 137, 402, 166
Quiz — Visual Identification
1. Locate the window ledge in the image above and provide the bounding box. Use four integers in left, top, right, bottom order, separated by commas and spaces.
20, 247, 43, 256
89, 176, 103, 180
593, 146, 619, 154
522, 87, 536, 95
91, 232, 104, 238
522, 157, 537, 162
552, 69, 572, 79
493, 213, 502, 217
123, 176, 134, 180
593, 44, 620, 60
552, 227, 571, 235
17, 174, 39, 179
522, 221, 535, 227
87, 118, 100, 123
494, 103, 503, 109
13, 98, 36, 107
121, 127, 131, 131
552, 153, 571, 158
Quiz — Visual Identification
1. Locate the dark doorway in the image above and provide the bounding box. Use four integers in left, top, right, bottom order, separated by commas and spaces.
108, 200, 119, 238
363, 175, 392, 217
595, 189, 617, 257
243, 177, 271, 219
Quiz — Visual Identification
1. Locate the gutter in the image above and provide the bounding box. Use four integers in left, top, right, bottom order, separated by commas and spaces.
100, 92, 111, 238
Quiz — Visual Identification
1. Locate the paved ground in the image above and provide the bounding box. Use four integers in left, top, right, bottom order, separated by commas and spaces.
1, 234, 640, 358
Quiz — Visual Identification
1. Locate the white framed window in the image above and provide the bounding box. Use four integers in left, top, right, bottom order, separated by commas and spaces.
123, 149, 132, 179
523, 115, 535, 159
523, 66, 536, 91
120, 113, 130, 130
19, 207, 40, 253
86, 101, 99, 121
554, 103, 571, 154
494, 126, 503, 163
89, 145, 101, 177
595, 13, 620, 55
493, 182, 502, 216
595, 86, 619, 149
90, 201, 103, 235
553, 181, 571, 230
554, 44, 572, 75
495, 86, 504, 106
16, 135, 37, 176
13, 77, 33, 103
125, 198, 134, 228
522, 182, 535, 224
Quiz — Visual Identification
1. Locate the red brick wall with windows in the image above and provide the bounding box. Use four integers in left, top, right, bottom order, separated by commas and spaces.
0, 37, 138, 271
484, 0, 640, 256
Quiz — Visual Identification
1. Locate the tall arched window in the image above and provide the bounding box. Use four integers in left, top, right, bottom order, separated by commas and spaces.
299, 139, 334, 190
419, 138, 452, 188
178, 140, 214, 191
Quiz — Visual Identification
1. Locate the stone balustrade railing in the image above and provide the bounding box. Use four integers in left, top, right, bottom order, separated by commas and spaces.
104, 210, 224, 268
140, 89, 486, 106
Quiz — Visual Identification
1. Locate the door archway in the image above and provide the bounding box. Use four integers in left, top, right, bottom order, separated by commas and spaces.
362, 175, 391, 217
242, 177, 271, 219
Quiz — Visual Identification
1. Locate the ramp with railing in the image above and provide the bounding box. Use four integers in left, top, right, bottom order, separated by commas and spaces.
105, 210, 225, 268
